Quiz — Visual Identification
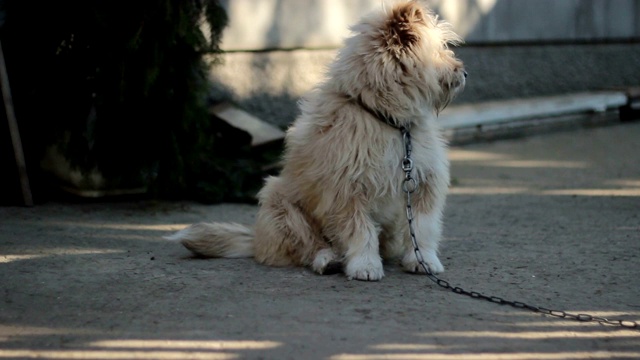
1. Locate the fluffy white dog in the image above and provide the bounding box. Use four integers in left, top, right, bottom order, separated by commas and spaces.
167, 0, 466, 281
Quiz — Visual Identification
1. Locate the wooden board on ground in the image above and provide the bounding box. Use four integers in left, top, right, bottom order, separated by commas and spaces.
210, 102, 285, 147
440, 91, 628, 130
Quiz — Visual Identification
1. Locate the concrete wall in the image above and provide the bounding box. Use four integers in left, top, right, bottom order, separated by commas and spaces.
218, 0, 640, 50
209, 43, 640, 128
209, 1, 640, 127
457, 0, 640, 43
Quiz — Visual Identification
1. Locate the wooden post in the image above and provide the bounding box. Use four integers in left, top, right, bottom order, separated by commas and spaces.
0, 39, 33, 206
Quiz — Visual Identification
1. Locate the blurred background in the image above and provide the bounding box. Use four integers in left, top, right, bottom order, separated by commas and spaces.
1, 0, 639, 205
212, 0, 640, 127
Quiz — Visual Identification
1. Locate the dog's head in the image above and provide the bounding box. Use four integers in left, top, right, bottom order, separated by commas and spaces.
330, 1, 466, 123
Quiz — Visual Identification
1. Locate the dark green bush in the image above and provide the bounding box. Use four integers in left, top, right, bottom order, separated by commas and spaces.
2, 0, 263, 203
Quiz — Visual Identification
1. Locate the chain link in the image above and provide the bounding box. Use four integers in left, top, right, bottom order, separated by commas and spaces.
398, 126, 638, 330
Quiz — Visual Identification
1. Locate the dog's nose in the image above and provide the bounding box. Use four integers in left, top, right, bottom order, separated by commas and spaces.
463, 71, 468, 78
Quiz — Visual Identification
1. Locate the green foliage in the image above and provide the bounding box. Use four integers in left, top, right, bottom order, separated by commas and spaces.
2, 0, 264, 202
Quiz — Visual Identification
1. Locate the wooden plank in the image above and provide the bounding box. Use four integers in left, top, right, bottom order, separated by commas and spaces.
0, 40, 33, 206
440, 91, 628, 130
210, 102, 285, 147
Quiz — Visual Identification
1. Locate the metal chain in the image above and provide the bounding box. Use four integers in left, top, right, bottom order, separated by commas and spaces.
399, 126, 639, 330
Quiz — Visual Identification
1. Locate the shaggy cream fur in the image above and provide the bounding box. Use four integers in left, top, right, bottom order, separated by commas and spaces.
167, 0, 466, 281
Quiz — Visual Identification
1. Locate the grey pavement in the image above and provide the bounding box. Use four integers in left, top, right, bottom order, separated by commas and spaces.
1, 122, 639, 359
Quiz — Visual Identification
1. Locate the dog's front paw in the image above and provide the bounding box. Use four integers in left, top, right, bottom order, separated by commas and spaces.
402, 250, 444, 274
345, 256, 384, 281
311, 248, 341, 275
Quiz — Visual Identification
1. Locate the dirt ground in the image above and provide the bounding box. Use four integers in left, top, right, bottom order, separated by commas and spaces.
1, 122, 639, 359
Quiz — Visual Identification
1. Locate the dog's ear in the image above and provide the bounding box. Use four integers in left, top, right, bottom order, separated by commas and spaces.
383, 2, 425, 54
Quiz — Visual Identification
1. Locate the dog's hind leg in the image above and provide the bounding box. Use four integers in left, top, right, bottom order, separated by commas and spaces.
253, 176, 337, 274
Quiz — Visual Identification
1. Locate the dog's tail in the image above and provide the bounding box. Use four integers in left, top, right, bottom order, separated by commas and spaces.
165, 222, 254, 258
